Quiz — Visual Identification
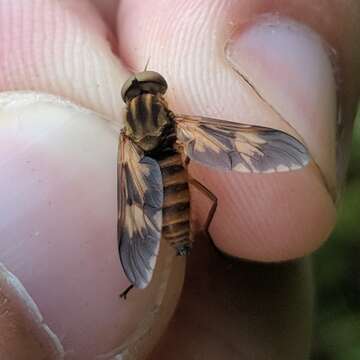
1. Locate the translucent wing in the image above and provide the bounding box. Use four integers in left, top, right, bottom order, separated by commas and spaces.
175, 115, 309, 173
118, 132, 163, 288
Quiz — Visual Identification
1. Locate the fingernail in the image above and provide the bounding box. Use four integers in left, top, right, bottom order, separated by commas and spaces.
0, 263, 64, 359
225, 15, 338, 198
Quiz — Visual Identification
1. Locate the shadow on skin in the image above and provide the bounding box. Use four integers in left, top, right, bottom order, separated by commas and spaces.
150, 231, 313, 360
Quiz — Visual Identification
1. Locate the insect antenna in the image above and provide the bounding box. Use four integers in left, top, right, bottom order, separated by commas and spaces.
144, 56, 151, 71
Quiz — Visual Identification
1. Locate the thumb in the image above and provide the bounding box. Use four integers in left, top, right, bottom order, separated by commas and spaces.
0, 0, 184, 358
118, 1, 341, 261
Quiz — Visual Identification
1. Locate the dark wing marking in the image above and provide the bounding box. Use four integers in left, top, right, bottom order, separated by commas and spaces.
118, 132, 163, 289
175, 115, 309, 173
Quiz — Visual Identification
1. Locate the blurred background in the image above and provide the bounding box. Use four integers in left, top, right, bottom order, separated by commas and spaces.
312, 113, 360, 360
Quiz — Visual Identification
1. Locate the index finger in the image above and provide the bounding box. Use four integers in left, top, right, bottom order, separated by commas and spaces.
117, 0, 360, 261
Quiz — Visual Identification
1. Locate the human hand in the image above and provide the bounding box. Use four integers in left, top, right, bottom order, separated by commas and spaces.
0, 0, 359, 359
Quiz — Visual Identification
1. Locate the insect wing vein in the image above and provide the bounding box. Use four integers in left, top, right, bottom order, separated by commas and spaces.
175, 115, 309, 173
117, 133, 163, 288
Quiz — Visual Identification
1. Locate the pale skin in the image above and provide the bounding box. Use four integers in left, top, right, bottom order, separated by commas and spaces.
0, 0, 359, 359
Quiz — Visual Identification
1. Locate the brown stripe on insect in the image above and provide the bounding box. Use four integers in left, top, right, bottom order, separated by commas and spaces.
163, 220, 191, 239
163, 201, 190, 226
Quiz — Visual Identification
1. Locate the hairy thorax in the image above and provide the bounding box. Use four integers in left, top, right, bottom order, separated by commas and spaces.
124, 93, 173, 152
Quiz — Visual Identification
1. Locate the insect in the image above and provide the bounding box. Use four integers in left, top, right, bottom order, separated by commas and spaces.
118, 71, 309, 298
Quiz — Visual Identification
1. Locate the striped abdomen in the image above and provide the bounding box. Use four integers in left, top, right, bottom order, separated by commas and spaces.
158, 153, 192, 255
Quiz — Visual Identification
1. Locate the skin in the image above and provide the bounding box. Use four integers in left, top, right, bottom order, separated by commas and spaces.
0, 0, 359, 358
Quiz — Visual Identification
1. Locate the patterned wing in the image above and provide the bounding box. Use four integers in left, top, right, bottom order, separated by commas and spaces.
175, 115, 309, 173
118, 132, 163, 289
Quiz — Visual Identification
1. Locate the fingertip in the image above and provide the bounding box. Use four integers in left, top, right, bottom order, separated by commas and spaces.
118, 0, 340, 261
0, 93, 183, 358
0, 0, 126, 120
190, 163, 336, 262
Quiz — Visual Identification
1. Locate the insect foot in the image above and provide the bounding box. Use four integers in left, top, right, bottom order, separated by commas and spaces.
119, 285, 134, 300
176, 244, 192, 256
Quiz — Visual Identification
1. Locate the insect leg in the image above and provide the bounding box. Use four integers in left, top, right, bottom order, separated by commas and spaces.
183, 156, 190, 167
188, 178, 217, 237
176, 144, 190, 167
119, 284, 134, 300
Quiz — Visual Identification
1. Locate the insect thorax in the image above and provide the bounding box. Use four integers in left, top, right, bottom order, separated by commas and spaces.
124, 93, 175, 152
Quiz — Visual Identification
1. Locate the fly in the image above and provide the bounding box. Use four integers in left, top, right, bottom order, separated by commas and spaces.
117, 71, 309, 298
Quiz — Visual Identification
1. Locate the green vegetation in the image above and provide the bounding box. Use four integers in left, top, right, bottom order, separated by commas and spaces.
313, 113, 360, 360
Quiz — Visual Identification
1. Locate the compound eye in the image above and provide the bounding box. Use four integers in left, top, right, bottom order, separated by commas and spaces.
121, 75, 136, 102
121, 71, 168, 102
142, 71, 167, 90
